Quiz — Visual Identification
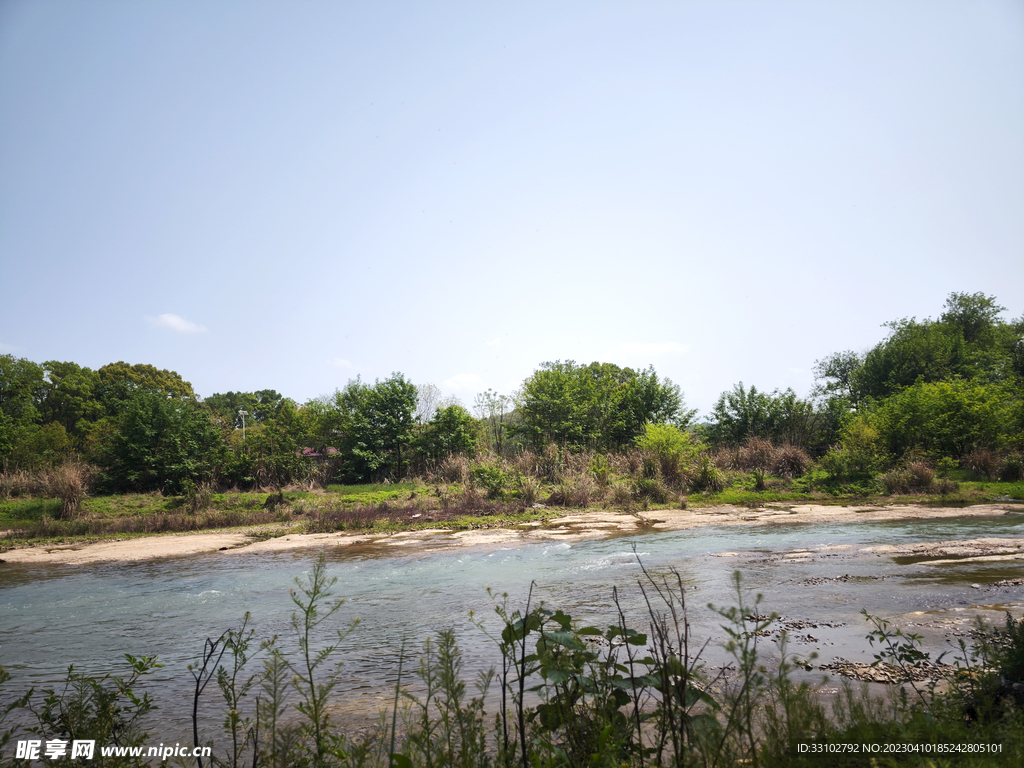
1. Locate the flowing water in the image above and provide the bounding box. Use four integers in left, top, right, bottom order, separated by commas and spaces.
2, 513, 1023, 734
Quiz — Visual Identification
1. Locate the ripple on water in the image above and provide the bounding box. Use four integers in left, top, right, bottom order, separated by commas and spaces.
0, 514, 1021, 731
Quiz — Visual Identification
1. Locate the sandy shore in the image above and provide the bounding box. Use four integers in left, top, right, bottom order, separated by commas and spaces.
1, 502, 1020, 566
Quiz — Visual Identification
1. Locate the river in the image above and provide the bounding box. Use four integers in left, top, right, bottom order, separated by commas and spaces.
2, 512, 1023, 737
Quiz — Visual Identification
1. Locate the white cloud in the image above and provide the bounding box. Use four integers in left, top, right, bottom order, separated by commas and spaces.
486, 338, 502, 348
443, 373, 484, 391
147, 313, 208, 334
616, 341, 689, 357
329, 358, 354, 369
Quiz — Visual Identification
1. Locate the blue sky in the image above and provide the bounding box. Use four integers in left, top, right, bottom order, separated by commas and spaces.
1, 1, 1022, 417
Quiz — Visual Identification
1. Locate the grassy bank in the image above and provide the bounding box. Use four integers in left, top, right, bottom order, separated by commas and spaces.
2, 473, 1022, 550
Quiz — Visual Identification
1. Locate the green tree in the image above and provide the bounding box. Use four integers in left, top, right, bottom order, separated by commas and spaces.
204, 390, 285, 429
314, 374, 418, 482
39, 361, 103, 441
706, 382, 821, 448
869, 378, 1019, 460
513, 361, 688, 451
0, 355, 45, 463
939, 291, 1006, 345
96, 361, 197, 416
416, 404, 478, 461
473, 388, 514, 455
813, 350, 864, 405
99, 390, 226, 493
850, 292, 1020, 402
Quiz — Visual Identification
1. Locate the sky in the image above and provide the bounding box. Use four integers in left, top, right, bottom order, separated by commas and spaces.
1, 0, 1022, 418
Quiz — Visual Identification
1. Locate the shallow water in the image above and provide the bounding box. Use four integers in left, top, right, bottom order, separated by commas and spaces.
2, 513, 1022, 733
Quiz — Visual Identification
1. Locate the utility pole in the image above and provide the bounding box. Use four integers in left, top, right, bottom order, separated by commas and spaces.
239, 410, 248, 449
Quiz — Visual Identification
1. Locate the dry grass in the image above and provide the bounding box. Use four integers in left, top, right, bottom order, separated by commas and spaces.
879, 461, 958, 495
428, 454, 471, 485
713, 438, 810, 479
305, 495, 526, 532
52, 460, 96, 519
545, 471, 599, 508
0, 460, 99, 518
1, 507, 290, 542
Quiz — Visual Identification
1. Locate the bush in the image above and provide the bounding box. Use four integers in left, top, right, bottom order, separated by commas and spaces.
692, 455, 726, 492
965, 447, 1002, 480
878, 460, 958, 495
431, 453, 470, 485
772, 443, 811, 478
632, 476, 670, 504
635, 424, 701, 488
470, 462, 509, 499
517, 474, 541, 506
546, 472, 598, 507
1000, 453, 1024, 482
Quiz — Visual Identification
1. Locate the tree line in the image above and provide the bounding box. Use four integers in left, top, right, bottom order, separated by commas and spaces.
1, 292, 1022, 494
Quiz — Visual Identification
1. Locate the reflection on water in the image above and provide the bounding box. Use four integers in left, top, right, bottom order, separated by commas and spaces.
1, 513, 1022, 732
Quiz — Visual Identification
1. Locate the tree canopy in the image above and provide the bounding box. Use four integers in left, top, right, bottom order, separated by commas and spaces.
513, 361, 691, 451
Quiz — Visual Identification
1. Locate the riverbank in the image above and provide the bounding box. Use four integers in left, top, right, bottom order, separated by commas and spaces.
3, 501, 1021, 565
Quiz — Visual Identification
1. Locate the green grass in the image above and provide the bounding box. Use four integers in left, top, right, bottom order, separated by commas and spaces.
324, 482, 420, 504
3, 473, 1021, 549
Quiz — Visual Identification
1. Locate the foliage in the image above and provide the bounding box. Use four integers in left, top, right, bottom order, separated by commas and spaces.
312, 374, 418, 483
98, 390, 227, 494
417, 404, 478, 462
39, 361, 103, 442
852, 292, 1022, 402
470, 462, 510, 499
473, 389, 515, 456
23, 654, 160, 766
204, 389, 287, 428
514, 361, 691, 452
869, 377, 1019, 460
706, 382, 821, 449
635, 423, 702, 487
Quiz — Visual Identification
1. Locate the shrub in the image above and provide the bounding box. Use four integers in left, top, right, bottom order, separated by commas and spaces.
517, 474, 541, 506
878, 461, 958, 495
608, 481, 634, 509
965, 447, 1001, 480
431, 454, 470, 485
51, 459, 96, 519
635, 424, 701, 488
692, 455, 726, 492
632, 476, 670, 504
470, 462, 509, 499
1000, 453, 1024, 482
736, 436, 776, 472
546, 472, 598, 508
772, 443, 811, 478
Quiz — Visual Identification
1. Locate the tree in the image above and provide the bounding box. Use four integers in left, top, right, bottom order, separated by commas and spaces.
0, 355, 45, 464
0, 354, 44, 425
204, 390, 286, 429
39, 361, 103, 441
869, 378, 1019, 460
850, 292, 1019, 402
513, 361, 689, 451
813, 350, 863, 405
96, 362, 197, 416
940, 292, 1006, 346
99, 390, 226, 493
414, 383, 462, 425
316, 373, 418, 482
473, 388, 514, 455
416, 404, 478, 461
706, 382, 820, 448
